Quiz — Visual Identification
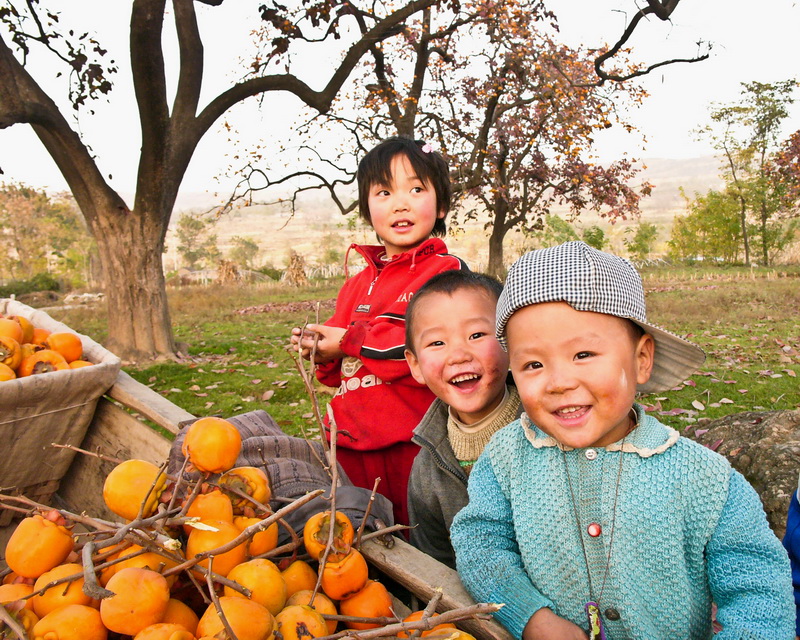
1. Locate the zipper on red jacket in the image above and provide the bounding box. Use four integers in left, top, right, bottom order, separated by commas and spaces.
367, 277, 378, 295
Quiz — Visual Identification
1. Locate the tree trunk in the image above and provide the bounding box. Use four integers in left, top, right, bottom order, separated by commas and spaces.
93, 207, 176, 362
760, 200, 769, 267
486, 199, 510, 279
737, 194, 751, 266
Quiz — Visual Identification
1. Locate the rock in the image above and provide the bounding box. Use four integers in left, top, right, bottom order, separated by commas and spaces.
684, 409, 800, 540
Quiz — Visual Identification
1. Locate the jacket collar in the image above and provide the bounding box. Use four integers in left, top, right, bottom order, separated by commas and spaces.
348, 237, 448, 273
521, 403, 680, 458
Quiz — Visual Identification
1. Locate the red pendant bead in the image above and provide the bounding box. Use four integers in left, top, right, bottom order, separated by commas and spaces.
587, 523, 602, 537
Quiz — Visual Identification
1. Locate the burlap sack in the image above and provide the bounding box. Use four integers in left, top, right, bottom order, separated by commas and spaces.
0, 298, 121, 524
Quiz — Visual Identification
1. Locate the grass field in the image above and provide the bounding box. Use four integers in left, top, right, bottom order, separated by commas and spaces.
49, 265, 800, 438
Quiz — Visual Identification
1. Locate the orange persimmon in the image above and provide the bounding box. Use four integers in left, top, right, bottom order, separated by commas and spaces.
397, 611, 457, 638
32, 603, 107, 640
233, 515, 279, 558
185, 519, 247, 578
219, 466, 271, 512
338, 579, 394, 630
224, 558, 287, 616
303, 510, 354, 561
0, 361, 16, 381
99, 567, 171, 636
5, 513, 75, 578
286, 590, 338, 635
280, 560, 318, 599
31, 327, 51, 346
319, 548, 369, 601
274, 604, 328, 640
45, 332, 83, 363
16, 349, 69, 376
103, 459, 168, 521
181, 417, 241, 474
0, 317, 24, 343
0, 335, 22, 371
196, 596, 273, 640
8, 315, 34, 344
32, 563, 93, 617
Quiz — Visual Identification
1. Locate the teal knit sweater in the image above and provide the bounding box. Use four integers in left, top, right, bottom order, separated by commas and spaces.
450, 406, 794, 639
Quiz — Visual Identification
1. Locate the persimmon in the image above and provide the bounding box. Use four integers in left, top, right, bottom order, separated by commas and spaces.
397, 611, 457, 638
8, 315, 34, 344
280, 560, 318, 599
31, 327, 51, 346
0, 317, 24, 343
32, 563, 93, 617
0, 335, 22, 371
286, 590, 338, 635
32, 603, 107, 640
99, 567, 171, 636
181, 417, 242, 474
5, 513, 75, 578
224, 558, 287, 616
303, 510, 354, 561
274, 604, 328, 640
20, 342, 41, 360
185, 519, 247, 578
320, 548, 369, 601
0, 582, 35, 610
69, 359, 94, 368
0, 361, 16, 381
161, 598, 200, 636
44, 332, 83, 363
133, 622, 197, 640
103, 459, 167, 521
17, 349, 69, 376
233, 515, 279, 557
219, 466, 271, 511
196, 596, 273, 640
338, 579, 394, 630
183, 488, 234, 535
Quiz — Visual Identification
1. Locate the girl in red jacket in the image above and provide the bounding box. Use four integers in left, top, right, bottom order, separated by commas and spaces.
291, 137, 467, 526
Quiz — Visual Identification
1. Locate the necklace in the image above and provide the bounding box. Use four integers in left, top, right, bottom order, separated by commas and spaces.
561, 415, 635, 640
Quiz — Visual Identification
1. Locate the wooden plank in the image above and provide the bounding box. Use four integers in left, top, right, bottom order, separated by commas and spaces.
106, 370, 195, 435
57, 397, 173, 519
361, 537, 514, 640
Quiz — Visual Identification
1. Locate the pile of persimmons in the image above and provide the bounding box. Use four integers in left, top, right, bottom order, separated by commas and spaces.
0, 416, 479, 640
0, 315, 91, 381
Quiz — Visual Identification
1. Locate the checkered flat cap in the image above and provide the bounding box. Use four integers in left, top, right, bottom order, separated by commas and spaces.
496, 241, 705, 393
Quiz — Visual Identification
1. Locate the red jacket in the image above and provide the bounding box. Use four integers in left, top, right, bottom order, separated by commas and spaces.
316, 238, 467, 450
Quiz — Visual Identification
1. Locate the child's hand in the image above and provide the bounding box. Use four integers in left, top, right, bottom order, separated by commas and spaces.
290, 324, 346, 364
522, 608, 588, 640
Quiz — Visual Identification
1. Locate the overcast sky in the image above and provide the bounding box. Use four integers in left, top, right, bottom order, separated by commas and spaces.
0, 0, 798, 197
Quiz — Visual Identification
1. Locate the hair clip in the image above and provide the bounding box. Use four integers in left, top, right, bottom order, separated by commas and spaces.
421, 142, 435, 153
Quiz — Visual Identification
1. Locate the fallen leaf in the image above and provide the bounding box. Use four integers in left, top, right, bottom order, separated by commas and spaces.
204, 401, 215, 409
302, 413, 314, 419
785, 369, 797, 378
251, 378, 262, 384
691, 400, 705, 411
684, 380, 697, 387
738, 389, 748, 394
719, 398, 734, 404
189, 384, 201, 391
694, 428, 709, 436
195, 392, 208, 397
729, 447, 742, 456
262, 390, 275, 401
169, 388, 182, 393
708, 439, 724, 451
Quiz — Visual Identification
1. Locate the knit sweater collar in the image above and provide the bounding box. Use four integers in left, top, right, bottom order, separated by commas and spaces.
520, 403, 680, 458
447, 386, 521, 465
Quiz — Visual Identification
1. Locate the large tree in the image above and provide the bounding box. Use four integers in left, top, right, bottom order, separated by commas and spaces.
0, 0, 444, 360
237, 0, 706, 276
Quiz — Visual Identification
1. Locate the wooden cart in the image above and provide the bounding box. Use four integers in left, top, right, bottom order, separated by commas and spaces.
1, 371, 513, 640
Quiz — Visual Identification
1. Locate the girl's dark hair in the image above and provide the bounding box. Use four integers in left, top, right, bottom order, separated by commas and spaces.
405, 270, 503, 354
357, 136, 451, 237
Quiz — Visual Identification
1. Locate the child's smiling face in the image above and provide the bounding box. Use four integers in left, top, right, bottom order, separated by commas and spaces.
506, 302, 655, 448
406, 288, 509, 425
367, 153, 444, 257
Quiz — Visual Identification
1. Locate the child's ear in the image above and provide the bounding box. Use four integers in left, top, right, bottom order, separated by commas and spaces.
436, 208, 446, 220
405, 348, 427, 385
635, 334, 656, 385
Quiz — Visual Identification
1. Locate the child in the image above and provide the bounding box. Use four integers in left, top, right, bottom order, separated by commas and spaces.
290, 137, 466, 527
450, 241, 794, 639
403, 270, 523, 569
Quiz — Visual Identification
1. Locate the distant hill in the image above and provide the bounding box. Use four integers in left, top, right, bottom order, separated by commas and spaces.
165, 155, 725, 269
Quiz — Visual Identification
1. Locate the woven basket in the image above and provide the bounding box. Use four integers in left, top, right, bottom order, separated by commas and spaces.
0, 299, 121, 525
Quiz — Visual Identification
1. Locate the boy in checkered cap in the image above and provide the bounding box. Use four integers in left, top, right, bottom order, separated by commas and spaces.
450, 242, 793, 639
